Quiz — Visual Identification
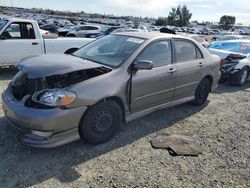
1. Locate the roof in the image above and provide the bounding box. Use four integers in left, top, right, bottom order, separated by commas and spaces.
112, 31, 188, 40
3, 17, 36, 23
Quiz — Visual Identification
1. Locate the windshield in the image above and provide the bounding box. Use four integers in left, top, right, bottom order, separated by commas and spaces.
0, 20, 7, 30
73, 35, 145, 68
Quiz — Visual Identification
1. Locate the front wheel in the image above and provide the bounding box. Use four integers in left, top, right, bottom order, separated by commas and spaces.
234, 67, 248, 86
79, 101, 122, 145
192, 78, 211, 106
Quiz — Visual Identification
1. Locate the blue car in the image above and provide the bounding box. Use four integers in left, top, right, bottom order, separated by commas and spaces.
209, 40, 250, 85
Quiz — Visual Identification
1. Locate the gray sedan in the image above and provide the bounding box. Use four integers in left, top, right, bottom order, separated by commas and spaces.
2, 32, 221, 148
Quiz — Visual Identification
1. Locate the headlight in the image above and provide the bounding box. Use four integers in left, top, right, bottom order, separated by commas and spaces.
32, 89, 76, 107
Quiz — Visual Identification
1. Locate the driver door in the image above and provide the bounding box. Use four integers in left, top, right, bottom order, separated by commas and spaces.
0, 22, 43, 66
131, 40, 176, 112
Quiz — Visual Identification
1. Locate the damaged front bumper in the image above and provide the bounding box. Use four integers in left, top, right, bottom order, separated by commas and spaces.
2, 88, 87, 148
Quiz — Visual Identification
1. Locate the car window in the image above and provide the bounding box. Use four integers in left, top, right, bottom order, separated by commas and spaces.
174, 39, 202, 62
138, 40, 172, 67
0, 20, 7, 30
87, 26, 99, 30
80, 26, 87, 30
5, 23, 21, 38
2, 22, 35, 39
73, 35, 144, 68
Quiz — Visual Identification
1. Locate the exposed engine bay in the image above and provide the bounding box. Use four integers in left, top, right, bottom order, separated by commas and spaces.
11, 67, 111, 107
221, 54, 246, 72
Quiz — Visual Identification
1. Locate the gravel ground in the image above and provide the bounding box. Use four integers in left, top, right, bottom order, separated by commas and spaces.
0, 68, 249, 188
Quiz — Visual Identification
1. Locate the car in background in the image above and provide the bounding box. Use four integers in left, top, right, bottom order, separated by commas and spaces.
66, 24, 100, 37
212, 29, 221, 35
191, 35, 210, 48
178, 33, 210, 48
209, 40, 250, 85
40, 23, 59, 33
57, 25, 74, 37
111, 28, 144, 33
2, 32, 221, 148
84, 26, 122, 38
201, 28, 213, 35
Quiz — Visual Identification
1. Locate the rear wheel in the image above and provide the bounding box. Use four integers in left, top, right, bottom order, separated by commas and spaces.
234, 67, 248, 86
79, 101, 122, 145
192, 78, 211, 106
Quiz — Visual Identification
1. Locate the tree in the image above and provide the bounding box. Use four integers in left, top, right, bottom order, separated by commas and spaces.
155, 17, 168, 26
219, 15, 236, 30
167, 5, 192, 27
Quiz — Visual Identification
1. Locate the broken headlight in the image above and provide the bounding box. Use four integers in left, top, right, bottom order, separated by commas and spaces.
32, 89, 76, 107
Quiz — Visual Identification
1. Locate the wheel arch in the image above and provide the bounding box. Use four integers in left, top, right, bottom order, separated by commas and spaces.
64, 47, 79, 54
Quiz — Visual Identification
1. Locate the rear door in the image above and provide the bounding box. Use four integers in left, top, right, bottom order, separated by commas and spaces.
173, 39, 206, 100
131, 40, 177, 112
0, 22, 43, 65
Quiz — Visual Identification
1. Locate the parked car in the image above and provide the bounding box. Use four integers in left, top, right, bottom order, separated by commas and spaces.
57, 25, 74, 37
0, 18, 94, 67
190, 35, 210, 48
111, 28, 144, 33
201, 28, 213, 35
66, 25, 100, 37
209, 40, 250, 85
2, 32, 221, 148
40, 23, 59, 34
84, 26, 122, 38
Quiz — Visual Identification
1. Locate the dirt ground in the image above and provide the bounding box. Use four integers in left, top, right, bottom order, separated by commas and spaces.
0, 68, 249, 188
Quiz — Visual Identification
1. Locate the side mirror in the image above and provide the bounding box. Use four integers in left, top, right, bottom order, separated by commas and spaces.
133, 60, 153, 70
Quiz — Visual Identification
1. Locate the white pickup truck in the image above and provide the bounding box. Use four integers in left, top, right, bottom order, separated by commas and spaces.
0, 18, 94, 67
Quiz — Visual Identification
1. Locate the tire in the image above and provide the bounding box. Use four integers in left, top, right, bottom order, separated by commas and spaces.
234, 67, 248, 86
79, 101, 122, 145
192, 78, 211, 106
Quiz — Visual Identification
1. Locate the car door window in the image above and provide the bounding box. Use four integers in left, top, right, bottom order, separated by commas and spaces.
174, 40, 203, 62
79, 26, 87, 30
3, 23, 21, 39
88, 26, 98, 30
2, 22, 35, 39
137, 41, 172, 67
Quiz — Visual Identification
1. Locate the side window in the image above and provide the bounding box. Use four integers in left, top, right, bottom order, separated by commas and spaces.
3, 23, 21, 39
2, 22, 35, 39
138, 40, 172, 67
80, 26, 87, 30
196, 48, 203, 59
23, 23, 35, 39
174, 39, 203, 62
88, 26, 99, 30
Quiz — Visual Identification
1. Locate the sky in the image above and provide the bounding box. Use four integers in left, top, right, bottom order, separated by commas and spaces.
1, 0, 250, 25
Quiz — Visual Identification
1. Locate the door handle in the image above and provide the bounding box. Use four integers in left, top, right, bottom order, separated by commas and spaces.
198, 62, 204, 67
168, 68, 176, 73
32, 42, 39, 45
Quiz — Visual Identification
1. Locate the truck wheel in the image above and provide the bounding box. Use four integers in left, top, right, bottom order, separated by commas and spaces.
79, 101, 122, 145
192, 78, 211, 106
234, 67, 248, 86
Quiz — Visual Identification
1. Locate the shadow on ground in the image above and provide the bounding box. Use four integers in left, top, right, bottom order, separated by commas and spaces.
0, 101, 208, 187
213, 82, 250, 94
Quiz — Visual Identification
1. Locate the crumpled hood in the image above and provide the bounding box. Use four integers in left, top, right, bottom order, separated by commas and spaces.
17, 54, 103, 79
